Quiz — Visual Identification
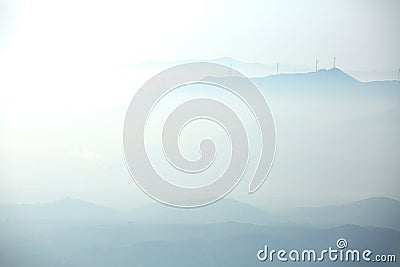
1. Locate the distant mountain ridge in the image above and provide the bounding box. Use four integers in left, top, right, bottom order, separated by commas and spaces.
120, 57, 279, 77
1, 197, 399, 230
1, 220, 398, 267
262, 67, 359, 83
120, 57, 400, 82
280, 197, 400, 231
0, 197, 122, 221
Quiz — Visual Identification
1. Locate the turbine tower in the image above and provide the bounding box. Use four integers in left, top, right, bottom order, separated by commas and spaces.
315, 59, 318, 72
398, 68, 400, 81
276, 61, 279, 75
333, 57, 336, 68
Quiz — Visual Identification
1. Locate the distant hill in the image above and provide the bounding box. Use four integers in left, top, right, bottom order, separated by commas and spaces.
205, 67, 400, 108
100, 225, 399, 267
120, 57, 292, 77
126, 198, 278, 225
254, 67, 399, 93
128, 197, 400, 230
1, 197, 399, 266
1, 220, 398, 267
0, 198, 123, 221
1, 197, 399, 230
262, 67, 359, 84
282, 197, 400, 231
120, 57, 399, 81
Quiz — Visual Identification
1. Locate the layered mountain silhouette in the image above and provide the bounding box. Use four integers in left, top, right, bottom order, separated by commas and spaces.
1, 210, 398, 267
280, 197, 400, 230
1, 60, 399, 266
1, 197, 399, 230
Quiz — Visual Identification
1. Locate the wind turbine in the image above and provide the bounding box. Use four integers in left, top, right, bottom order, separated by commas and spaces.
276, 61, 279, 75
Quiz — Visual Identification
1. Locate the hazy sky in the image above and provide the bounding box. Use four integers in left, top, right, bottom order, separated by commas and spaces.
1, 0, 399, 71
1, 0, 399, 113
0, 0, 399, 208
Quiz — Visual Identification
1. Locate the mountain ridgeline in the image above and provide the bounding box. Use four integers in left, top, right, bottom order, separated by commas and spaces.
1, 66, 399, 266
0, 197, 399, 267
